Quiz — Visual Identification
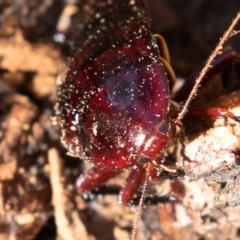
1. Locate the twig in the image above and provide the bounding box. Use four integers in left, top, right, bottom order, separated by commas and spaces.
48, 148, 89, 240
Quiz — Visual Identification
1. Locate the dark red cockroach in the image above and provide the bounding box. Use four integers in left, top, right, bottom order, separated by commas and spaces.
57, 0, 175, 198
56, 0, 240, 238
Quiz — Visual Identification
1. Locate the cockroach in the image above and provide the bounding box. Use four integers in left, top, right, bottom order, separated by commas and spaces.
55, 0, 240, 238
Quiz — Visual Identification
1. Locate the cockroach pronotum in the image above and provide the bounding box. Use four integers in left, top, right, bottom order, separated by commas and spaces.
55, 0, 240, 239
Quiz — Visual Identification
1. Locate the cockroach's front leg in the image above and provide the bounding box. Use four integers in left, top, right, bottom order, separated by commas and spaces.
76, 167, 122, 193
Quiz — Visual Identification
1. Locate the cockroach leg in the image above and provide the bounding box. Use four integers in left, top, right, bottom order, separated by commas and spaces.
174, 49, 240, 102
119, 165, 146, 205
187, 107, 240, 121
76, 167, 122, 193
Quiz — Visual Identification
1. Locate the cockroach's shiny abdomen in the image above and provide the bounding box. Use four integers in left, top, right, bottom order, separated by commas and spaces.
57, 0, 170, 170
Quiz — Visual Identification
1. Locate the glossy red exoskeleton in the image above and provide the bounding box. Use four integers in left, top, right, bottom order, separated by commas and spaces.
56, 0, 178, 203
56, 0, 240, 237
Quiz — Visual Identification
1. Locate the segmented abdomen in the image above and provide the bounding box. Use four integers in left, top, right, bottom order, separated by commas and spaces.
56, 0, 170, 170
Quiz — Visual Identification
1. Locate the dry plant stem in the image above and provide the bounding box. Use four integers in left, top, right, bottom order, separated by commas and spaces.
48, 148, 89, 240
48, 148, 75, 240
175, 12, 240, 123
0, 183, 4, 214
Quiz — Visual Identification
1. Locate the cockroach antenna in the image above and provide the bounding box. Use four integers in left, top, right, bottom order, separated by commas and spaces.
130, 164, 150, 240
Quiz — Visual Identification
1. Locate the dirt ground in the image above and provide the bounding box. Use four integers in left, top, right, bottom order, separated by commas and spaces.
0, 0, 240, 240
